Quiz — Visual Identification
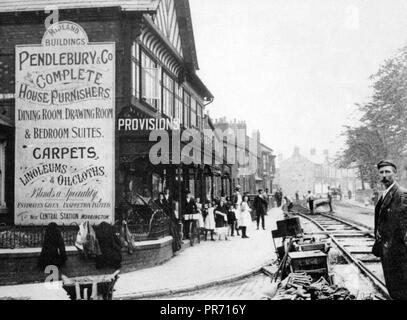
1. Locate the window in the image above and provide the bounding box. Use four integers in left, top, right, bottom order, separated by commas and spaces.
190, 97, 197, 127
0, 54, 14, 94
263, 154, 267, 171
197, 103, 203, 129
175, 82, 183, 125
131, 42, 140, 98
183, 90, 191, 128
162, 71, 174, 117
141, 50, 161, 109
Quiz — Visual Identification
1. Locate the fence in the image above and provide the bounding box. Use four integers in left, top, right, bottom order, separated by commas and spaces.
0, 217, 171, 249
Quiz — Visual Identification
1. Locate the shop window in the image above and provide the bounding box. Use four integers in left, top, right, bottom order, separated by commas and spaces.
183, 90, 191, 128
141, 50, 161, 109
0, 142, 5, 209
162, 71, 174, 117
175, 82, 183, 126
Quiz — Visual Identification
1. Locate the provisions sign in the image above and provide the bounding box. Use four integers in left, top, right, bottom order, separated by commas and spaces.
15, 21, 115, 225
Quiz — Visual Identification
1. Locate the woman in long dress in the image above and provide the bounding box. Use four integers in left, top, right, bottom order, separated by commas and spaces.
239, 195, 252, 239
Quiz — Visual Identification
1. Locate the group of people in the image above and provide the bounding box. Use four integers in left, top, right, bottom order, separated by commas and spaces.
154, 185, 272, 253
303, 188, 335, 214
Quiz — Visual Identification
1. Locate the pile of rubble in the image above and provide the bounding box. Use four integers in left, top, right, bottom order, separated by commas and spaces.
269, 273, 356, 300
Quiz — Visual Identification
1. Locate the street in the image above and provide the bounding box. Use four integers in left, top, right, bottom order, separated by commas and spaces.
134, 201, 381, 300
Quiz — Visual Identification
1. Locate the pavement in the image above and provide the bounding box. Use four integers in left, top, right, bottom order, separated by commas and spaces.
341, 198, 375, 211
0, 207, 283, 300
332, 200, 374, 230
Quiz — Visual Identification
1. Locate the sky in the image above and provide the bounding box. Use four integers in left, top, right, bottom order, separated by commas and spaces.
189, 0, 407, 162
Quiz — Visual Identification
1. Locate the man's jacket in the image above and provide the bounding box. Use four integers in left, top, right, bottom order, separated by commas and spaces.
253, 195, 268, 215
374, 182, 407, 299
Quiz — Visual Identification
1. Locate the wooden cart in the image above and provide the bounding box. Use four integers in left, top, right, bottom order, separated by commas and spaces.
61, 270, 120, 300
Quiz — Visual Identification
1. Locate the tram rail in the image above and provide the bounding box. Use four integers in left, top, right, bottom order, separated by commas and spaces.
292, 208, 390, 299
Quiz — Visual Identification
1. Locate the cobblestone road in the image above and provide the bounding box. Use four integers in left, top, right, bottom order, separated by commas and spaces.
146, 273, 273, 300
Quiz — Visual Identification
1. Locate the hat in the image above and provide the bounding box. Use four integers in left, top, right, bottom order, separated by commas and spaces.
377, 160, 397, 171
235, 185, 241, 190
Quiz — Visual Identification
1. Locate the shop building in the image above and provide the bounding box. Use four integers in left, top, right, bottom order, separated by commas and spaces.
212, 117, 275, 195
0, 0, 215, 225
0, 0, 223, 284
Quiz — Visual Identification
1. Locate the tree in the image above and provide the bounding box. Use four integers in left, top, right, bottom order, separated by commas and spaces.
339, 44, 407, 186
339, 125, 387, 189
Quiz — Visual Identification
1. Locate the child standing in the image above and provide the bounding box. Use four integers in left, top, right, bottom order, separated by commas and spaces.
215, 198, 229, 240
226, 199, 237, 236
196, 197, 204, 231
239, 195, 252, 239
203, 200, 216, 241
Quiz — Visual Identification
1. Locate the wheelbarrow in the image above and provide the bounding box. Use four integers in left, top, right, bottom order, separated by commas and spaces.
61, 270, 120, 300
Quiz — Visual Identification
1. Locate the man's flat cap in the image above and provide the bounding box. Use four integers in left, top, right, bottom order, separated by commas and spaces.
377, 160, 397, 170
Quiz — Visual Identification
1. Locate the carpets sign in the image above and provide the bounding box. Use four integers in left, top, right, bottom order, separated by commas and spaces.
15, 21, 115, 225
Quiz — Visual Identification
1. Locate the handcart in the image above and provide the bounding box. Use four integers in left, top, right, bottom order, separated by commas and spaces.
61, 270, 120, 300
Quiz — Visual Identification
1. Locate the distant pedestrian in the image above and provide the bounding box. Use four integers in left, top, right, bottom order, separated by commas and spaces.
239, 195, 252, 238
195, 197, 205, 231
232, 185, 243, 208
226, 197, 237, 236
306, 191, 315, 215
163, 188, 182, 253
295, 191, 299, 201
274, 188, 283, 207
265, 188, 270, 210
338, 187, 343, 201
284, 196, 294, 212
253, 189, 268, 230
348, 190, 352, 200
182, 190, 197, 240
327, 186, 334, 213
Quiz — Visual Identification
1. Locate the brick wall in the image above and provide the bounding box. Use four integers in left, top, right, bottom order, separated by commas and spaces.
0, 236, 174, 285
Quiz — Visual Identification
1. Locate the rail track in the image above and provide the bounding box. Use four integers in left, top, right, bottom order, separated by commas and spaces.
292, 208, 390, 299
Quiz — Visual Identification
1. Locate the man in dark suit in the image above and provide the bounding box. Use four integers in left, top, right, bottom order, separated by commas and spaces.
374, 160, 407, 300
327, 186, 334, 213
253, 189, 268, 230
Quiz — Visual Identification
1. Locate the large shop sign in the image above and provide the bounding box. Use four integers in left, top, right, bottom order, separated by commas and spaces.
15, 21, 115, 225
